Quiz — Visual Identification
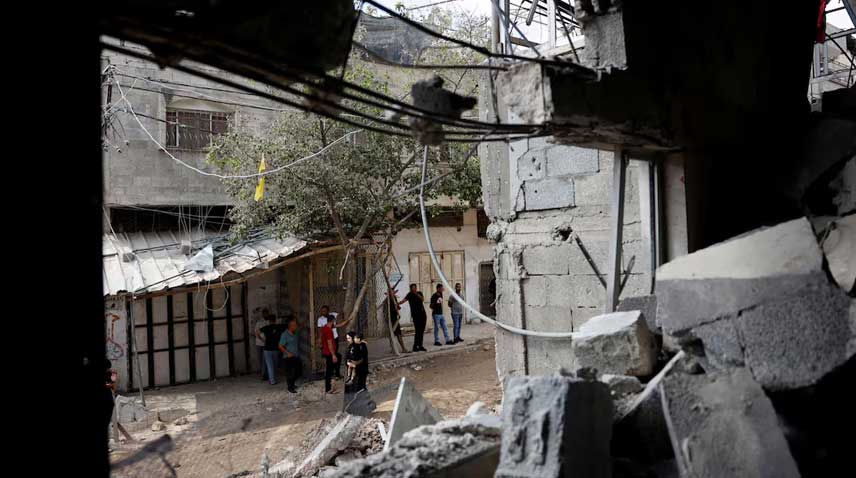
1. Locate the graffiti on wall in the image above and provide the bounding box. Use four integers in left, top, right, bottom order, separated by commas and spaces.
106, 312, 125, 360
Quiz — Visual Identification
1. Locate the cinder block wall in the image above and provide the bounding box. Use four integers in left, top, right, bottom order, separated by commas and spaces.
482, 135, 652, 380
102, 46, 280, 207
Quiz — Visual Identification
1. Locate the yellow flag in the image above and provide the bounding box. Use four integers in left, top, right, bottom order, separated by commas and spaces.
254, 155, 266, 202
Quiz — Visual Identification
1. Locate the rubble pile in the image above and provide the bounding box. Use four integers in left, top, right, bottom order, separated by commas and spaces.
292, 215, 853, 477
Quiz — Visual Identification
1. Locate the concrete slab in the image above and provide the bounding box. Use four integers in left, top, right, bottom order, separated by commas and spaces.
601, 374, 642, 397
294, 413, 366, 478
822, 215, 855, 292
496, 376, 612, 478
617, 294, 658, 334
655, 217, 826, 333
660, 367, 800, 478
572, 311, 658, 376
384, 377, 443, 451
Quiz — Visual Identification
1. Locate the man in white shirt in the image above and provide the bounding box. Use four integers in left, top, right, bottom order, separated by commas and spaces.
252, 307, 270, 381
316, 305, 342, 379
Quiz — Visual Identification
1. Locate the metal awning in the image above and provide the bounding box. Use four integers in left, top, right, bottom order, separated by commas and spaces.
103, 230, 307, 297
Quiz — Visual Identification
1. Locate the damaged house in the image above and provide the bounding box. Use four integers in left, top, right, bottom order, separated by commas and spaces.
83, 0, 855, 477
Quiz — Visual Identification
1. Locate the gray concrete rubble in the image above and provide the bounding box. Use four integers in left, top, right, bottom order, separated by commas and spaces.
384, 377, 443, 451
572, 311, 658, 377
294, 413, 366, 478
660, 367, 800, 478
612, 351, 685, 466
495, 376, 612, 478
601, 374, 642, 397
656, 217, 826, 333
328, 413, 502, 478
617, 295, 658, 334
820, 214, 855, 292
654, 216, 854, 390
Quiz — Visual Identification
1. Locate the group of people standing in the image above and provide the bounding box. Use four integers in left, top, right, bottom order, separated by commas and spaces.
256, 311, 302, 393
254, 306, 370, 396
389, 282, 466, 352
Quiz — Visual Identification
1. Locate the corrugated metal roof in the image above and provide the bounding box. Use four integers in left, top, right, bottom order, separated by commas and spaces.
103, 230, 307, 297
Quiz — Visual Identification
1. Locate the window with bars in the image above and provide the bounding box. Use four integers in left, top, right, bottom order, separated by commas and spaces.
165, 109, 231, 151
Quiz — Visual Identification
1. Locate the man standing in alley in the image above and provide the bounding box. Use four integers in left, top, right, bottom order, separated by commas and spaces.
259, 313, 284, 385
401, 284, 427, 352
430, 284, 452, 346
321, 316, 339, 394
253, 307, 269, 382
317, 305, 343, 379
278, 316, 301, 394
448, 282, 465, 343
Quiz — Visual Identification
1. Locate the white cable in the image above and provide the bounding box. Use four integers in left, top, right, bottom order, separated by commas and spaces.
417, 145, 575, 339
113, 76, 361, 180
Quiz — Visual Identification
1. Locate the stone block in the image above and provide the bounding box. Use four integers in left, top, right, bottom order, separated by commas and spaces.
617, 295, 658, 333
568, 274, 606, 308
572, 307, 603, 328
688, 318, 744, 370
572, 311, 657, 376
660, 367, 800, 478
656, 217, 826, 333
573, 170, 613, 206
601, 374, 642, 397
522, 177, 575, 211
521, 244, 570, 275
294, 413, 367, 478
545, 145, 599, 177
545, 276, 574, 308
496, 376, 612, 478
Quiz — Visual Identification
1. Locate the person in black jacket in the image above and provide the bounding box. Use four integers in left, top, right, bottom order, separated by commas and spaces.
355, 333, 369, 392
400, 284, 427, 352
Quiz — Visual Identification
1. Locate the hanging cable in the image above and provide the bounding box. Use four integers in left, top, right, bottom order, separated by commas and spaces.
418, 144, 575, 338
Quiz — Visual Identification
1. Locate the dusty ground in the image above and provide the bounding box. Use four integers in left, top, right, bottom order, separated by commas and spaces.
110, 344, 501, 478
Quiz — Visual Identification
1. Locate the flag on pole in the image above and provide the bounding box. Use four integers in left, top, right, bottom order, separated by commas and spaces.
254, 155, 267, 202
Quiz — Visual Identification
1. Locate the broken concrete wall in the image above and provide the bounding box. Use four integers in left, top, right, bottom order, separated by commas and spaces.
485, 139, 652, 380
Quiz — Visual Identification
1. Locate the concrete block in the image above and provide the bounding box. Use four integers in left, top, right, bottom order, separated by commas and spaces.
732, 282, 851, 391
522, 276, 549, 307
688, 318, 744, 370
545, 145, 599, 177
545, 276, 574, 308
496, 376, 612, 478
521, 245, 570, 275
572, 311, 657, 376
656, 217, 826, 333
522, 177, 575, 211
573, 170, 613, 206
567, 274, 606, 308
617, 295, 658, 333
384, 377, 443, 451
517, 149, 547, 181
601, 374, 642, 397
294, 413, 367, 478
660, 367, 800, 478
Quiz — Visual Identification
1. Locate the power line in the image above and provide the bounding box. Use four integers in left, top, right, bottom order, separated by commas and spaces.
113, 74, 365, 180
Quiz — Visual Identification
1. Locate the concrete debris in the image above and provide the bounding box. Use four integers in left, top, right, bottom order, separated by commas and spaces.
294, 413, 366, 478
466, 401, 489, 417
334, 452, 361, 468
409, 76, 477, 145
115, 395, 147, 423
150, 420, 166, 432
483, 344, 493, 352
612, 351, 685, 466
601, 374, 642, 397
319, 465, 339, 478
820, 215, 855, 292
327, 416, 501, 478
496, 376, 612, 478
660, 367, 800, 478
173, 416, 189, 426
617, 294, 658, 334
343, 388, 377, 417
572, 311, 658, 377
656, 217, 825, 333
384, 377, 443, 451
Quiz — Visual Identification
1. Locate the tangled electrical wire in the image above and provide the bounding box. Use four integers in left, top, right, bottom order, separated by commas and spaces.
99, 0, 597, 146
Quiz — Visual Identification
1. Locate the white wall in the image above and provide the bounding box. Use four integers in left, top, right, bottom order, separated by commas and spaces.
389, 209, 494, 325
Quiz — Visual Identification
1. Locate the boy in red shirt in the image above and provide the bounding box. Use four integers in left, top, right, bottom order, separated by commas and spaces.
321, 319, 339, 394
